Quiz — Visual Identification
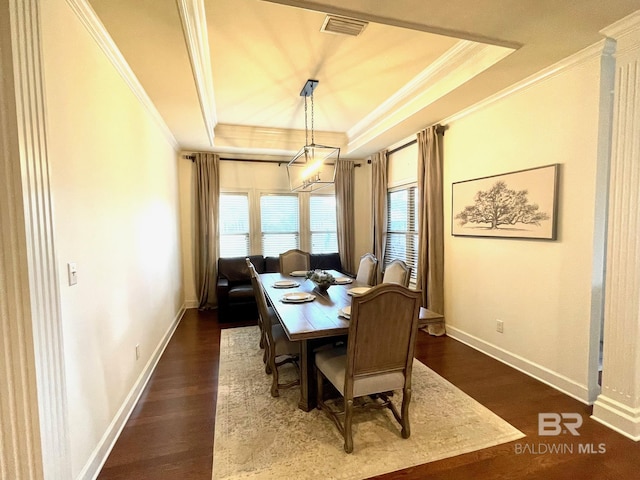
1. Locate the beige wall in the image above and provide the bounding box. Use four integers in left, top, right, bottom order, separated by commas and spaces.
442, 53, 608, 402
41, 0, 183, 476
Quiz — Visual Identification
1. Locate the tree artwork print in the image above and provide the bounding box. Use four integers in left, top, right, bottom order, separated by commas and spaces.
451, 164, 558, 239
455, 181, 549, 230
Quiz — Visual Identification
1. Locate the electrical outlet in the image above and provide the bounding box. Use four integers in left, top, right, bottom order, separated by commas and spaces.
135, 344, 140, 360
496, 319, 504, 333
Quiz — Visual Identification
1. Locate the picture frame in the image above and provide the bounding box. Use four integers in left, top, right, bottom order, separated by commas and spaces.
451, 164, 559, 240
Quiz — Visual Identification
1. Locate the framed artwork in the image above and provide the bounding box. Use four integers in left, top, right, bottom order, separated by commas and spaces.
451, 164, 559, 239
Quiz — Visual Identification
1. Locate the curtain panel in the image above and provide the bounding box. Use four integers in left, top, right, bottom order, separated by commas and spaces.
335, 160, 356, 274
194, 153, 220, 309
371, 150, 388, 283
417, 126, 445, 335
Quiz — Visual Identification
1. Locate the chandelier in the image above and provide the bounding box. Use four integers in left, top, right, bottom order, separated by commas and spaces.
286, 79, 340, 192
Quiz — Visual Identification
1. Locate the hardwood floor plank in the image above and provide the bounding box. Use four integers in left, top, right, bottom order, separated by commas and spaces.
98, 309, 640, 479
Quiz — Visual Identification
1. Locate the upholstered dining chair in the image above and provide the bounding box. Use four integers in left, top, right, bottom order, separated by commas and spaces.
247, 261, 300, 397
355, 253, 377, 286
279, 248, 310, 274
315, 283, 421, 453
382, 259, 412, 287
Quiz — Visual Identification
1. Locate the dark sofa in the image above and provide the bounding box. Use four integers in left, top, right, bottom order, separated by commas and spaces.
216, 252, 342, 322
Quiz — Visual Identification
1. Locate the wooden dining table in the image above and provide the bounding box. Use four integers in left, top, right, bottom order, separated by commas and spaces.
260, 270, 370, 411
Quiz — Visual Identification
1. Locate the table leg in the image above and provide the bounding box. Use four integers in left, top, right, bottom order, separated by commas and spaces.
297, 339, 317, 412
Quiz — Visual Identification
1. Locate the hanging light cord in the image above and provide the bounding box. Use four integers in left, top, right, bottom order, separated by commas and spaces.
311, 91, 315, 145
304, 95, 309, 147
303, 92, 316, 147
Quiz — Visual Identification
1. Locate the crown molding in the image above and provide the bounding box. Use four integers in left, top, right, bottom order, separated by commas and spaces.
65, 0, 179, 150
177, 0, 217, 146
600, 9, 640, 40
214, 123, 347, 154
347, 40, 515, 153
442, 39, 612, 126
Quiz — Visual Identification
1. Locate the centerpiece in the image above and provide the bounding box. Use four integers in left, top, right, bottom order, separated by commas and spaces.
305, 270, 335, 292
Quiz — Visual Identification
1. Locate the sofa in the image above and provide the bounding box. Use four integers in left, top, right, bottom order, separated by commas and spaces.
216, 252, 343, 322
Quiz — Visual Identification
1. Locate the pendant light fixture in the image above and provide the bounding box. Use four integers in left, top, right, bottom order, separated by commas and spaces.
286, 79, 340, 192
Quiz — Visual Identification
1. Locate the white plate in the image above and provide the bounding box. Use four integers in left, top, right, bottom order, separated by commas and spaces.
347, 287, 371, 296
338, 306, 351, 319
289, 270, 308, 277
281, 292, 315, 303
273, 280, 299, 288
334, 277, 353, 284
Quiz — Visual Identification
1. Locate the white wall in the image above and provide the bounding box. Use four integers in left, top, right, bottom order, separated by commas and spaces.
41, 1, 183, 477
442, 52, 608, 402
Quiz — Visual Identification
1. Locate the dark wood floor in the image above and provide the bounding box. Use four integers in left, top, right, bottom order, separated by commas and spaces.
98, 309, 640, 479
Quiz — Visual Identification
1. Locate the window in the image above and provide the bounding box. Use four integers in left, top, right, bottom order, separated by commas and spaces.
384, 186, 418, 284
309, 195, 338, 253
260, 194, 299, 256
219, 193, 250, 257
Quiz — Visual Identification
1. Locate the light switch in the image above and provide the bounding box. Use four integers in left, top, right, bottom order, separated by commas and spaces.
68, 262, 78, 286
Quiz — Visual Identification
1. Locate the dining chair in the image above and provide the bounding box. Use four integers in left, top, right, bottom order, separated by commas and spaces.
279, 248, 310, 274
355, 253, 377, 286
382, 259, 412, 287
247, 261, 300, 397
315, 283, 421, 453
245, 258, 267, 357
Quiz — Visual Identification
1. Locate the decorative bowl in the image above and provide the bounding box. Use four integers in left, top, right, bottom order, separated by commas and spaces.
305, 270, 335, 291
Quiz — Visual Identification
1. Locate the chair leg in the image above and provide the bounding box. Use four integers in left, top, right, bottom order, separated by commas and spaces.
267, 344, 279, 397
344, 398, 354, 453
316, 367, 324, 409
400, 387, 411, 439
264, 345, 271, 374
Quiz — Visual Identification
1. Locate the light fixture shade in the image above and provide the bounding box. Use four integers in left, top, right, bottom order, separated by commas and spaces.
287, 143, 340, 192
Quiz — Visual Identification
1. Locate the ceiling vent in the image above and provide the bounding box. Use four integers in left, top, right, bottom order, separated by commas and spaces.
320, 15, 368, 37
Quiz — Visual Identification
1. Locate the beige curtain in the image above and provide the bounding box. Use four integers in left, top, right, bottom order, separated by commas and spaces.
417, 126, 445, 335
194, 153, 220, 309
335, 160, 355, 274
371, 150, 388, 284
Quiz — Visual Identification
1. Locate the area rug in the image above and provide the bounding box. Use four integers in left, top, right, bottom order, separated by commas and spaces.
213, 326, 524, 480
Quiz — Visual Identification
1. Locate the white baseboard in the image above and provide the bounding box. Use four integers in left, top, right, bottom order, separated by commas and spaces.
79, 306, 186, 480
446, 325, 591, 404
592, 395, 640, 441
184, 299, 199, 309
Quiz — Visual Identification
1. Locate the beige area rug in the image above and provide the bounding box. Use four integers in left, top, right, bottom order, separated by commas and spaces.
213, 326, 524, 480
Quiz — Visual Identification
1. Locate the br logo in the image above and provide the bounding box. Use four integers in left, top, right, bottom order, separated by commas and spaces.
538, 413, 582, 436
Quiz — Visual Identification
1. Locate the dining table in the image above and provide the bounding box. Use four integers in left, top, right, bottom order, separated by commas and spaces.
260, 269, 371, 411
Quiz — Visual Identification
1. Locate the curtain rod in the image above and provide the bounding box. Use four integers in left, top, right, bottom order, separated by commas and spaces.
183, 155, 360, 167
386, 139, 417, 156
385, 124, 447, 157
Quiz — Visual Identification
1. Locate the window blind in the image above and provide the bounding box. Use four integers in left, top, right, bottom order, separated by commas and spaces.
310, 195, 338, 253
384, 186, 419, 284
219, 193, 250, 257
260, 194, 299, 256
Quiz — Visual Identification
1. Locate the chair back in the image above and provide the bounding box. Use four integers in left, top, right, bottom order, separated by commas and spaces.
247, 259, 275, 334
279, 249, 310, 274
382, 259, 412, 287
355, 253, 377, 286
346, 284, 421, 382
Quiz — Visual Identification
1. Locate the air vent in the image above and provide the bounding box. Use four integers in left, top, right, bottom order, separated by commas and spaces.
320, 15, 368, 37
